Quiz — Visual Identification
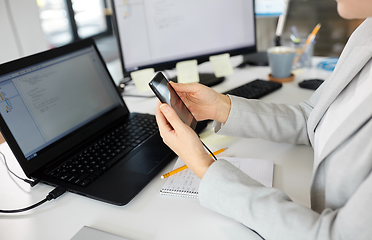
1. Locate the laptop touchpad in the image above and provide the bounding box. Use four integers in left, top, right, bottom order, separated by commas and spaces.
120, 144, 171, 174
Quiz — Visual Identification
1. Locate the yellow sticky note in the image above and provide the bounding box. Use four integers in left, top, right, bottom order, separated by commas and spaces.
209, 53, 234, 78
130, 68, 155, 93
176, 60, 200, 83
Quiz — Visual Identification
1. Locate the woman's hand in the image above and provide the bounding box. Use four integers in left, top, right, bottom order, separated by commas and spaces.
170, 82, 231, 124
155, 101, 214, 179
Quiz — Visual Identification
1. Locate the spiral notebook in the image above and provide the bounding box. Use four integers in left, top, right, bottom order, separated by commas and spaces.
160, 157, 274, 198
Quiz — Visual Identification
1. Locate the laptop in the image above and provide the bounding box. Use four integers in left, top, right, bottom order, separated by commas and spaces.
0, 38, 177, 205
71, 226, 131, 240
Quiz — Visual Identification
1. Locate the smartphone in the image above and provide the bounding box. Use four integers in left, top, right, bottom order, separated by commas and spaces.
149, 72, 197, 130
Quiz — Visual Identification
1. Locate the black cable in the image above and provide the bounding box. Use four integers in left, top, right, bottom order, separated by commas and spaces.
122, 94, 156, 98
119, 77, 133, 85
200, 140, 217, 161
118, 78, 156, 98
0, 187, 66, 213
0, 198, 48, 214
248, 227, 265, 240
0, 152, 39, 187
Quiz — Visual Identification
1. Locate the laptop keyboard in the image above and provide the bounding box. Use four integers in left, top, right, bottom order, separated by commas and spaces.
48, 80, 281, 187
223, 79, 282, 99
49, 114, 158, 187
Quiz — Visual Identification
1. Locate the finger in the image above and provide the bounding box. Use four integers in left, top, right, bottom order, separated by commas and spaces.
170, 82, 202, 106
170, 81, 200, 94
155, 102, 173, 133
159, 103, 187, 132
154, 100, 162, 116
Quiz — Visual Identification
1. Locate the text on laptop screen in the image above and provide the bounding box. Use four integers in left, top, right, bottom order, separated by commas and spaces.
0, 47, 122, 160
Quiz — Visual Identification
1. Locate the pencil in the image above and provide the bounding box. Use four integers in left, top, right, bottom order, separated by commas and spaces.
305, 23, 321, 45
293, 23, 321, 65
161, 165, 188, 179
160, 147, 228, 179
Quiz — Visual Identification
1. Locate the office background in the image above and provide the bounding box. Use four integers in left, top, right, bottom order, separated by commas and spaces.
0, 0, 364, 66
0, 1, 350, 239
0, 0, 364, 144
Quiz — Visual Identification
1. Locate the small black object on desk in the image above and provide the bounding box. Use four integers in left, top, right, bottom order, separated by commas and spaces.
223, 79, 282, 99
171, 73, 225, 87
237, 52, 269, 68
299, 79, 324, 90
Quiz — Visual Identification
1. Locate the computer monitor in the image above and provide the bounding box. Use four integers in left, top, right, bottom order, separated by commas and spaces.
110, 0, 256, 86
255, 0, 286, 17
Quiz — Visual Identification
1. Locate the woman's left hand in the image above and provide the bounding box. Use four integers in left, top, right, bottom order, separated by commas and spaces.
155, 101, 214, 178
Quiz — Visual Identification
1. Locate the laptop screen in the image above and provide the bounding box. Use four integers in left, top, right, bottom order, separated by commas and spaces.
0, 46, 122, 160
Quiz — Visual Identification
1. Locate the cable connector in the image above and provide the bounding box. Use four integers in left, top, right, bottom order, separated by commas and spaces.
1, 151, 39, 187
46, 187, 66, 201
24, 179, 39, 187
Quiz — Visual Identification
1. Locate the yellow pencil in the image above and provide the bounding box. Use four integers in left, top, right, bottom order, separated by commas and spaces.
161, 165, 188, 179
305, 23, 321, 45
160, 147, 228, 179
293, 23, 321, 65
210, 147, 228, 156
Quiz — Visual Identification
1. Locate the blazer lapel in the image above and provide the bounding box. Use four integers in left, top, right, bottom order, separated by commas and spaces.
318, 94, 372, 162
309, 45, 372, 135
308, 45, 372, 175
308, 18, 372, 183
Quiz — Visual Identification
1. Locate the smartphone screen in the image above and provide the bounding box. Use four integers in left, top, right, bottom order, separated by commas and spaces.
149, 72, 197, 130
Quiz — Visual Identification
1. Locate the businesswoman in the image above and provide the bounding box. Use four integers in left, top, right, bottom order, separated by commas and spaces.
155, 0, 372, 239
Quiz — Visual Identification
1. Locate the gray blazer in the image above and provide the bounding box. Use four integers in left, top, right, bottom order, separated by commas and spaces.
199, 18, 372, 239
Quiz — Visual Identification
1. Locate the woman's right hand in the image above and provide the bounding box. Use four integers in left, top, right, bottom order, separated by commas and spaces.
170, 82, 231, 123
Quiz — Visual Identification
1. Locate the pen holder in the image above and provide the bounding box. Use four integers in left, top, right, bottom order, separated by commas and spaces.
292, 38, 315, 69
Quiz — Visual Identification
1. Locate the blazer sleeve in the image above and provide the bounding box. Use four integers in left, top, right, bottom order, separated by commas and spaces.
213, 86, 324, 145
199, 159, 372, 240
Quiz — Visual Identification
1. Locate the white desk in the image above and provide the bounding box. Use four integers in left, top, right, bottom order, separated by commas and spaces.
0, 56, 331, 240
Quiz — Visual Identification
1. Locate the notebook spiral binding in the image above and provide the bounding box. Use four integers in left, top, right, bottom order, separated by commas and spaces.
160, 189, 198, 198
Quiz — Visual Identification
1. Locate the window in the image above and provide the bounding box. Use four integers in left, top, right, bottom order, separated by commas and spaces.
284, 0, 363, 57
37, 0, 111, 48
73, 0, 108, 39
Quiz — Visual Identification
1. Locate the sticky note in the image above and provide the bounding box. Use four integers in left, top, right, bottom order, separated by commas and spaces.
130, 68, 155, 93
209, 53, 234, 78
176, 60, 200, 83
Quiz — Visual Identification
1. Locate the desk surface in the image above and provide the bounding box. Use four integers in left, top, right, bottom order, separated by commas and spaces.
0, 56, 331, 240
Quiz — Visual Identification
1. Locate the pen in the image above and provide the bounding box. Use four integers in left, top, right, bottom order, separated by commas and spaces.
290, 25, 300, 44
160, 147, 228, 179
290, 25, 300, 39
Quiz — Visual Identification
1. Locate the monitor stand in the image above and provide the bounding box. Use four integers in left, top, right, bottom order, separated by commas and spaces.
171, 73, 225, 87
237, 52, 269, 68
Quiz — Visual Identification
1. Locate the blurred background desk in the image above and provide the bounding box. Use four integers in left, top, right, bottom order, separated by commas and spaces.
0, 57, 332, 240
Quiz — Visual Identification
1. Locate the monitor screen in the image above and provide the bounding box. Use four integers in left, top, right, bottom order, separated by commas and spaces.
255, 0, 286, 17
111, 0, 256, 77
0, 46, 121, 160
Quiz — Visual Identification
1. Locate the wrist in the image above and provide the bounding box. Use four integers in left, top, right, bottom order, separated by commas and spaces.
216, 94, 231, 124
192, 155, 214, 179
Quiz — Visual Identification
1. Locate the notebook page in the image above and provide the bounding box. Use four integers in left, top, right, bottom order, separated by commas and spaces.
160, 157, 274, 197
160, 159, 200, 197
223, 157, 273, 187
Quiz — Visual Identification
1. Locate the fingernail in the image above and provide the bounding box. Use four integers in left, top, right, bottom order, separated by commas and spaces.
160, 104, 169, 113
